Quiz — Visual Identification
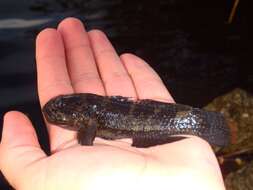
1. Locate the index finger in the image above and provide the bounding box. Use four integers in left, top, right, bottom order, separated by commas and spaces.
36, 28, 74, 105
36, 28, 75, 150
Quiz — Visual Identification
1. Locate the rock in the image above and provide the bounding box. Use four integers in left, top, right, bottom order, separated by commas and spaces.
225, 161, 253, 190
205, 88, 253, 154
205, 88, 253, 190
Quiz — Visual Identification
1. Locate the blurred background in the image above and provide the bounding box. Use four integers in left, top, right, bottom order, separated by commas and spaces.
0, 0, 252, 189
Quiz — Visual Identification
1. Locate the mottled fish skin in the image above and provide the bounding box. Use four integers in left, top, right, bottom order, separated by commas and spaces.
42, 93, 230, 147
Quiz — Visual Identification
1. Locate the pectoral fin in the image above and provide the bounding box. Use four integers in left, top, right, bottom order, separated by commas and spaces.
77, 119, 97, 146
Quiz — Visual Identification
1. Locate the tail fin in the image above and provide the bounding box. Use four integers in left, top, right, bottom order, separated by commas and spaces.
201, 111, 230, 147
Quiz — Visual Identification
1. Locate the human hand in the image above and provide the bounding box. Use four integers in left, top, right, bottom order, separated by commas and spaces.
0, 18, 226, 190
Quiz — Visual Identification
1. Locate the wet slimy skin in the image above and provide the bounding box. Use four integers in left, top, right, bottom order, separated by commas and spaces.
43, 93, 230, 147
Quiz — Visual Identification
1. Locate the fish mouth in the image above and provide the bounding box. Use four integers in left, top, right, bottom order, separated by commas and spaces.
42, 106, 78, 131
42, 98, 62, 122
42, 101, 75, 128
42, 103, 56, 123
42, 106, 68, 126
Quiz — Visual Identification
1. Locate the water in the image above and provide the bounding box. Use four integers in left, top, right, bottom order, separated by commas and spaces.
0, 0, 252, 189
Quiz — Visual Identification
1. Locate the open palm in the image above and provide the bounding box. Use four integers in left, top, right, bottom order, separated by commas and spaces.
0, 18, 225, 190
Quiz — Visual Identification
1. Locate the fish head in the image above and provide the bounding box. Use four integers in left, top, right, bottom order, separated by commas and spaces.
42, 94, 92, 130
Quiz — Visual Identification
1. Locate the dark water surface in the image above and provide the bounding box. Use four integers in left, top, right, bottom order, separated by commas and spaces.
0, 0, 252, 189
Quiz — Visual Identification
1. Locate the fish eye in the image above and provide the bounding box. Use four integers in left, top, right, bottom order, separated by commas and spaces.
54, 99, 66, 108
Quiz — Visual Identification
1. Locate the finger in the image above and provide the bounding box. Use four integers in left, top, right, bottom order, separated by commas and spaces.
36, 28, 75, 151
121, 53, 175, 103
36, 28, 74, 105
57, 18, 105, 95
88, 30, 136, 97
0, 111, 46, 189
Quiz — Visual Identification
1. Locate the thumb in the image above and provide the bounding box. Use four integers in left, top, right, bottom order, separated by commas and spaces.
0, 111, 47, 189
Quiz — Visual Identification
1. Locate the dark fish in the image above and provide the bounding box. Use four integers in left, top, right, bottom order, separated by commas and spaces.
42, 93, 230, 147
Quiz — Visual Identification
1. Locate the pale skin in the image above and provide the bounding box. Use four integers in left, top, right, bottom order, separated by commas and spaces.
0, 18, 226, 190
